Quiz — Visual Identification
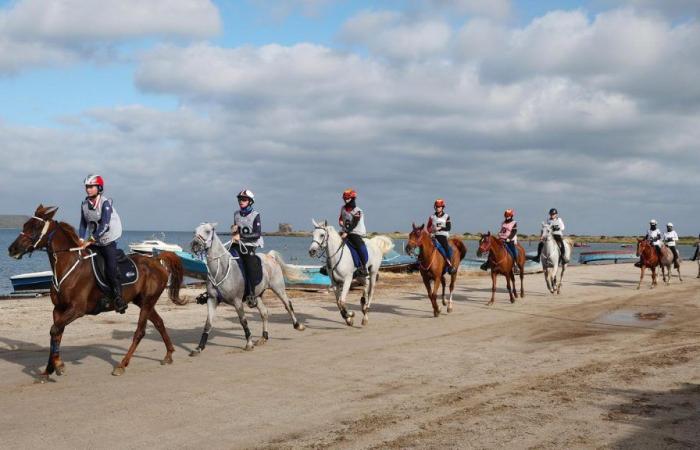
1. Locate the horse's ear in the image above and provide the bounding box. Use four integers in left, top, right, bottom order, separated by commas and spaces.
44, 206, 59, 220
323, 219, 328, 227
312, 218, 319, 227
419, 223, 425, 230
34, 204, 45, 215
211, 222, 218, 229
411, 221, 416, 230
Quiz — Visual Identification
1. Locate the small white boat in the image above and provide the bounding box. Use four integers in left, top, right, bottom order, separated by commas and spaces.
129, 238, 183, 255
10, 270, 53, 293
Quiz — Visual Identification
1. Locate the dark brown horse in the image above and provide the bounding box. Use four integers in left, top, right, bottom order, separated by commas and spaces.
477, 232, 525, 305
636, 238, 678, 289
7, 204, 186, 380
406, 224, 467, 317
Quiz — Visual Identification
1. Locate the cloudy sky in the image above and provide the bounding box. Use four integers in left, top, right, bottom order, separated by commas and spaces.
0, 0, 698, 236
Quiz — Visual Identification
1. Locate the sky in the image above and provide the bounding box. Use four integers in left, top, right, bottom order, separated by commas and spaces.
0, 0, 698, 236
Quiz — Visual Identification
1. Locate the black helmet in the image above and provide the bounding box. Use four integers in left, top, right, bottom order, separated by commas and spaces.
549, 208, 558, 215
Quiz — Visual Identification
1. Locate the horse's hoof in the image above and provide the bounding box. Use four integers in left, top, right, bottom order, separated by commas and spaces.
35, 374, 50, 384
55, 364, 66, 376
112, 367, 125, 376
345, 317, 354, 327
348, 311, 355, 318
255, 337, 268, 346
447, 305, 453, 313
361, 316, 368, 326
294, 323, 306, 331
510, 298, 515, 304
161, 356, 173, 365
244, 343, 255, 351
433, 310, 440, 317
442, 299, 447, 306
189, 348, 201, 357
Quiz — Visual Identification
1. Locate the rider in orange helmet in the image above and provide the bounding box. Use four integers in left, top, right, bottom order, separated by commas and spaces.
338, 189, 368, 277
427, 199, 457, 274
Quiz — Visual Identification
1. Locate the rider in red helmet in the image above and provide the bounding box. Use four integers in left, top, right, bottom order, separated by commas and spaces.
78, 174, 127, 313
427, 199, 457, 274
338, 189, 368, 277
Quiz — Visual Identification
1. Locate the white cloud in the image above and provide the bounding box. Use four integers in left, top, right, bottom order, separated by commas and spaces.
0, 0, 221, 73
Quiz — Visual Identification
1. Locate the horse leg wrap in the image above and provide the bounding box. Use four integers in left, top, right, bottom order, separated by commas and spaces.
242, 320, 252, 340
198, 332, 209, 350
262, 331, 269, 340
340, 309, 348, 319
50, 340, 60, 355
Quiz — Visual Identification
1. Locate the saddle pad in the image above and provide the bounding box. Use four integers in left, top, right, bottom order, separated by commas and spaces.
89, 249, 139, 292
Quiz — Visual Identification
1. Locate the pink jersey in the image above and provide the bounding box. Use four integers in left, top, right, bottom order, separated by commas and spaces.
498, 220, 517, 241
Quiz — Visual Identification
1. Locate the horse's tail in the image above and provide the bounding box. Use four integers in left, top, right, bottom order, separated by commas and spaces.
450, 237, 468, 261
267, 250, 306, 283
157, 251, 187, 305
370, 235, 394, 255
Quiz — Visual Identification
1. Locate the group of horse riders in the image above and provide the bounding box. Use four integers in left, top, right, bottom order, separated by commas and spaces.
78, 173, 700, 316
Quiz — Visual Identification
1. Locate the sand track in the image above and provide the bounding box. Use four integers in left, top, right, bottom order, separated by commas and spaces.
0, 264, 698, 449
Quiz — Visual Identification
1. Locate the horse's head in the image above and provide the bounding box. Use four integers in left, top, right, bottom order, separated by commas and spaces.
191, 222, 218, 254
636, 237, 646, 257
8, 204, 59, 260
540, 222, 552, 240
405, 222, 425, 256
476, 232, 492, 257
309, 219, 329, 257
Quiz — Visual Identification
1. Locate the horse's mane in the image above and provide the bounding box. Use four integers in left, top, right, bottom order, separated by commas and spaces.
56, 221, 81, 245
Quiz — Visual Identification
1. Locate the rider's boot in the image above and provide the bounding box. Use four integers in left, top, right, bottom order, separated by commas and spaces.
112, 283, 127, 314
528, 242, 543, 262
319, 266, 328, 276
245, 295, 258, 308
479, 261, 489, 271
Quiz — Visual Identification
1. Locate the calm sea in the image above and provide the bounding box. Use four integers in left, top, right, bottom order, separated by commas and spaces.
0, 229, 695, 294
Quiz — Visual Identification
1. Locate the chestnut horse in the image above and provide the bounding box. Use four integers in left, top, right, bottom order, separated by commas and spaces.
406, 223, 467, 317
636, 238, 680, 289
477, 232, 525, 305
7, 205, 186, 380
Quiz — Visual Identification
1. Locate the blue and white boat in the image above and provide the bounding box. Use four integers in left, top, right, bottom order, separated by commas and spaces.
579, 250, 637, 264
10, 271, 53, 293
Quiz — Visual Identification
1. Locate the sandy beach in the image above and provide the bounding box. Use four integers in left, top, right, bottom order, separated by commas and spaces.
0, 263, 698, 449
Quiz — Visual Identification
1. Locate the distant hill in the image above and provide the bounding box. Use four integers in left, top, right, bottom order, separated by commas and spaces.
0, 215, 29, 229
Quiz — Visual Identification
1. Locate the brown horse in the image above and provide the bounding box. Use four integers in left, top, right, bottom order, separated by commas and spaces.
7, 204, 187, 380
406, 223, 467, 317
477, 232, 525, 305
636, 239, 680, 289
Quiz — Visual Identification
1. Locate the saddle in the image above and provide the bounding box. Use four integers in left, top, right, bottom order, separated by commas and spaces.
88, 249, 139, 295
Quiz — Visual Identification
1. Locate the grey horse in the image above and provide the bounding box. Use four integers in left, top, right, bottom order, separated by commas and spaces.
539, 222, 572, 294
189, 223, 305, 355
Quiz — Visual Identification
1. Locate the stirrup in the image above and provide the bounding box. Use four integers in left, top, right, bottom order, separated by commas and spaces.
113, 297, 127, 314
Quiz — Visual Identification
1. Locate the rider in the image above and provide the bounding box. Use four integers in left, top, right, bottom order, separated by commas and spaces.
481, 209, 518, 271
636, 219, 663, 267
78, 174, 127, 314
231, 189, 263, 308
664, 222, 680, 266
427, 199, 457, 274
339, 189, 369, 277
529, 208, 567, 263
692, 233, 700, 278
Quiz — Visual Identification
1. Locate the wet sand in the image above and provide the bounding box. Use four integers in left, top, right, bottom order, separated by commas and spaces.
0, 264, 698, 449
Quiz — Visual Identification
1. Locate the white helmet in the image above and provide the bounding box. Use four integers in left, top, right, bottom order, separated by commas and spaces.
649, 219, 657, 225
237, 189, 255, 204
667, 222, 674, 228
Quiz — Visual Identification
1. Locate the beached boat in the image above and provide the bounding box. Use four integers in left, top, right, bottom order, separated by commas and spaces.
10, 271, 53, 293
573, 242, 590, 248
379, 250, 418, 273
579, 250, 637, 264
129, 239, 183, 255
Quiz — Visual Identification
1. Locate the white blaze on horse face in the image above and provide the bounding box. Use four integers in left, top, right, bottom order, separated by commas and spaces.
309, 226, 327, 255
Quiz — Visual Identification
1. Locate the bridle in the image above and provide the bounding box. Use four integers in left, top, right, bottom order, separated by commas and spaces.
20, 216, 52, 253
193, 230, 236, 287
311, 225, 347, 277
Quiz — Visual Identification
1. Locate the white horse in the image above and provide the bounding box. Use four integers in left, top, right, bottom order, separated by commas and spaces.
308, 219, 393, 326
189, 223, 305, 355
539, 222, 572, 295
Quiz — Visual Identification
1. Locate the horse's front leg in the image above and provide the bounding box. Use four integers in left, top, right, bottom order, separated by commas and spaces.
556, 264, 566, 294
447, 272, 457, 313
430, 273, 442, 317
506, 272, 515, 303
41, 306, 82, 381
637, 266, 645, 290
190, 295, 219, 356
440, 275, 447, 306
488, 271, 497, 306
544, 269, 553, 294
518, 261, 525, 298
336, 277, 354, 326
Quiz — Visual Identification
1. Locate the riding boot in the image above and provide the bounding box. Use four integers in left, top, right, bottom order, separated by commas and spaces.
559, 242, 567, 263
319, 266, 328, 276
112, 283, 127, 314
448, 263, 458, 275
357, 265, 369, 278
529, 242, 543, 262
480, 261, 489, 271
634, 260, 643, 268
